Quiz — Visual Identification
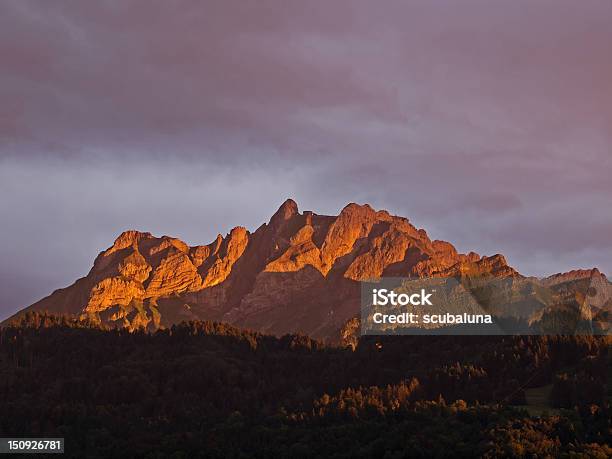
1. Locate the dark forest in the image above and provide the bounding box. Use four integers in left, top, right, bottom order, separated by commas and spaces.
0, 312, 610, 458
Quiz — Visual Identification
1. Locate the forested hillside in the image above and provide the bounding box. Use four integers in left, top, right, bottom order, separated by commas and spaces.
0, 312, 609, 458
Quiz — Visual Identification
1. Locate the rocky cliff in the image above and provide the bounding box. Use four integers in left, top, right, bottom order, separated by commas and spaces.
4, 199, 609, 339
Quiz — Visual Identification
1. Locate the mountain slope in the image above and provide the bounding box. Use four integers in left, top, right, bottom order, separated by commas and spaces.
4, 199, 609, 339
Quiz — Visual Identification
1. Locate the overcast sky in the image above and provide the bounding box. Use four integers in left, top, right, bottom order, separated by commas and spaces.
1, 0, 611, 320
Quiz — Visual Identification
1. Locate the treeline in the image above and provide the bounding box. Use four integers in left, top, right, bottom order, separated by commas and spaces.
0, 311, 609, 458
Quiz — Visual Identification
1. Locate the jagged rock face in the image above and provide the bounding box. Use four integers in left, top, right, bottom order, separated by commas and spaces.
145, 249, 201, 297
201, 227, 249, 288
540, 268, 612, 321
6, 199, 608, 339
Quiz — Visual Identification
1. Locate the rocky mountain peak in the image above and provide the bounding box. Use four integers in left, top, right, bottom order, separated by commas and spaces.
6, 199, 606, 339
107, 230, 152, 253
269, 198, 299, 226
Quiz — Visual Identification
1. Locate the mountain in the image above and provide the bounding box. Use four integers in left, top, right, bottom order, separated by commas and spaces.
4, 199, 610, 339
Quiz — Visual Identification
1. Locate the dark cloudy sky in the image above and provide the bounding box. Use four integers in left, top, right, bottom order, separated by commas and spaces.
1, 0, 611, 320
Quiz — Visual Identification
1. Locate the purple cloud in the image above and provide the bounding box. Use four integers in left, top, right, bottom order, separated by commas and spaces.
1, 0, 611, 319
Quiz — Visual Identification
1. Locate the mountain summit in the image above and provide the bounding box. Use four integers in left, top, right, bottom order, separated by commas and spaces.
4, 199, 608, 339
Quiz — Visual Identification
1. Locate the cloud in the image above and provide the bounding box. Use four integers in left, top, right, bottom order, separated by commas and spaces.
1, 0, 611, 318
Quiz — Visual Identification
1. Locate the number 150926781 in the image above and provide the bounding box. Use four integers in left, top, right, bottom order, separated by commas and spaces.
1, 438, 64, 454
